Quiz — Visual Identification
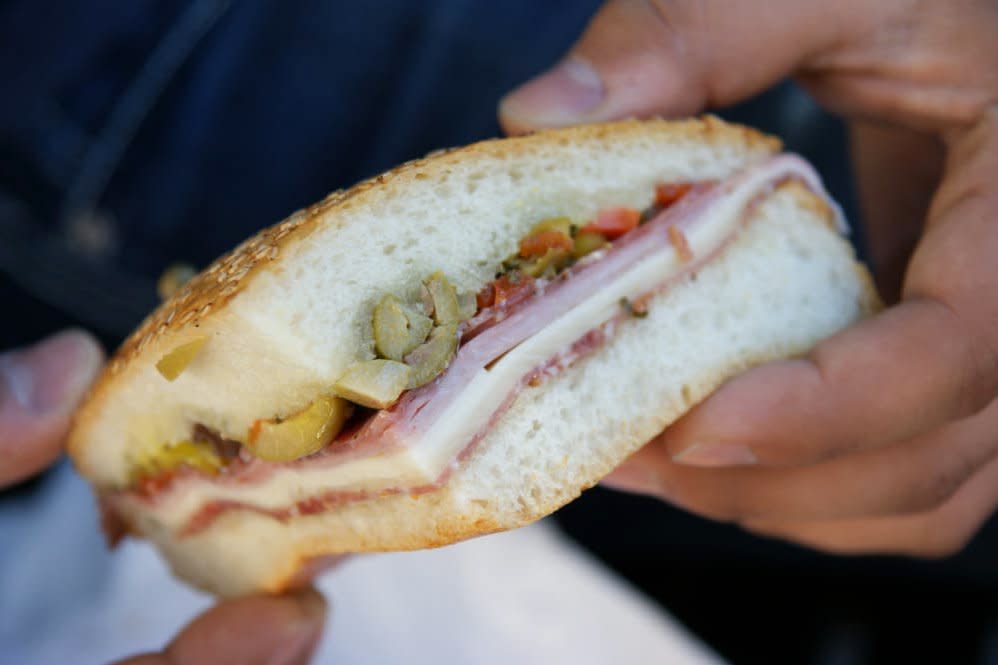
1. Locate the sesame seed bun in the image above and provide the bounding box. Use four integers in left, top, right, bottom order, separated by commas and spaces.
68, 118, 877, 596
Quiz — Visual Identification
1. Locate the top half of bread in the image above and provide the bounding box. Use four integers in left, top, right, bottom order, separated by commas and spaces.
68, 117, 870, 488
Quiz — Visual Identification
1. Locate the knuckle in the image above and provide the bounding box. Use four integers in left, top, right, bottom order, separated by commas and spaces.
913, 460, 974, 511
645, 0, 682, 33
639, 0, 706, 92
932, 299, 998, 417
711, 490, 755, 523
666, 474, 754, 524
959, 337, 998, 417
908, 516, 976, 559
676, 484, 745, 523
712, 505, 743, 523
911, 530, 972, 559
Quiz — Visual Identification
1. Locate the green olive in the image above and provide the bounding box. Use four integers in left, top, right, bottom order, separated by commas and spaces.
130, 439, 223, 481
522, 248, 572, 278
457, 290, 478, 321
425, 272, 461, 325
529, 216, 574, 237
571, 231, 608, 259
373, 294, 432, 361
155, 337, 207, 381
405, 324, 458, 388
333, 359, 411, 409
248, 395, 352, 462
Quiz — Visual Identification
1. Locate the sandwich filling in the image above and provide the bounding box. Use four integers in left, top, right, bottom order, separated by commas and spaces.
108, 153, 840, 536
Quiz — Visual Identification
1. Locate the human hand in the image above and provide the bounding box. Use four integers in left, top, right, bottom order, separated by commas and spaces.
1, 330, 103, 486
500, 0, 998, 556
0, 331, 327, 664
113, 590, 326, 665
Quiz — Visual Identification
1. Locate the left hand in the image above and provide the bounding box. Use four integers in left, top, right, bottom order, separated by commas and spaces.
113, 590, 326, 665
499, 0, 998, 557
1, 331, 327, 665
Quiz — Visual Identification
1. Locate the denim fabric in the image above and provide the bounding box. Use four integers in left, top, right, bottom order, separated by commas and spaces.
0, 0, 600, 342
0, 0, 862, 344
0, 1, 234, 336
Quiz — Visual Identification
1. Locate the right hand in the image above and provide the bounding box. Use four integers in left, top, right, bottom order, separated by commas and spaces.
500, 0, 998, 557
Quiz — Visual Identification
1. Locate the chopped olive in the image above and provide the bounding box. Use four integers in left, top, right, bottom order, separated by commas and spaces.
373, 294, 433, 361
247, 395, 352, 462
155, 337, 208, 381
405, 324, 458, 388
498, 258, 523, 276
333, 359, 411, 409
529, 216, 573, 237
522, 248, 572, 278
572, 231, 609, 259
425, 272, 461, 325
401, 302, 433, 346
130, 439, 223, 481
457, 290, 477, 321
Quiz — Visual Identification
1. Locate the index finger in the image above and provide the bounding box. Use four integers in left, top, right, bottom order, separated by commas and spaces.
499, 0, 898, 133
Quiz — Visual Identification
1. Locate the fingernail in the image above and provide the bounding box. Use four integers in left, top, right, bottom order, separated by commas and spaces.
0, 330, 103, 415
672, 442, 757, 468
601, 462, 664, 496
269, 591, 326, 665
500, 56, 604, 130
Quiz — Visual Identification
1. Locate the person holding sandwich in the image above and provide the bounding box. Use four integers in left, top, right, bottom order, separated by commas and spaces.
1, 0, 996, 662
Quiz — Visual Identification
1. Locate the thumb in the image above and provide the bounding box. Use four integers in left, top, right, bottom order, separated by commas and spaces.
115, 589, 328, 665
0, 329, 104, 487
499, 0, 881, 134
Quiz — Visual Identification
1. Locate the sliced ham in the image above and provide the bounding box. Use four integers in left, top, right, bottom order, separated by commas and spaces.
111, 153, 839, 535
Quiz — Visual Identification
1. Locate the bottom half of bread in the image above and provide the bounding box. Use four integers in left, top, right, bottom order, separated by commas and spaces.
121, 182, 877, 596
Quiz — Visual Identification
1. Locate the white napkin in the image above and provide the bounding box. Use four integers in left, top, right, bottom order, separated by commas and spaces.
0, 464, 724, 665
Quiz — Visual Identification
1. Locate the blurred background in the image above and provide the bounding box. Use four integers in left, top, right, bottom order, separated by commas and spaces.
3, 2, 998, 663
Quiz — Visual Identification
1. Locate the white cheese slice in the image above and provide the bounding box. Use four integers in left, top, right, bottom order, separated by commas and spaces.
150, 154, 828, 531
